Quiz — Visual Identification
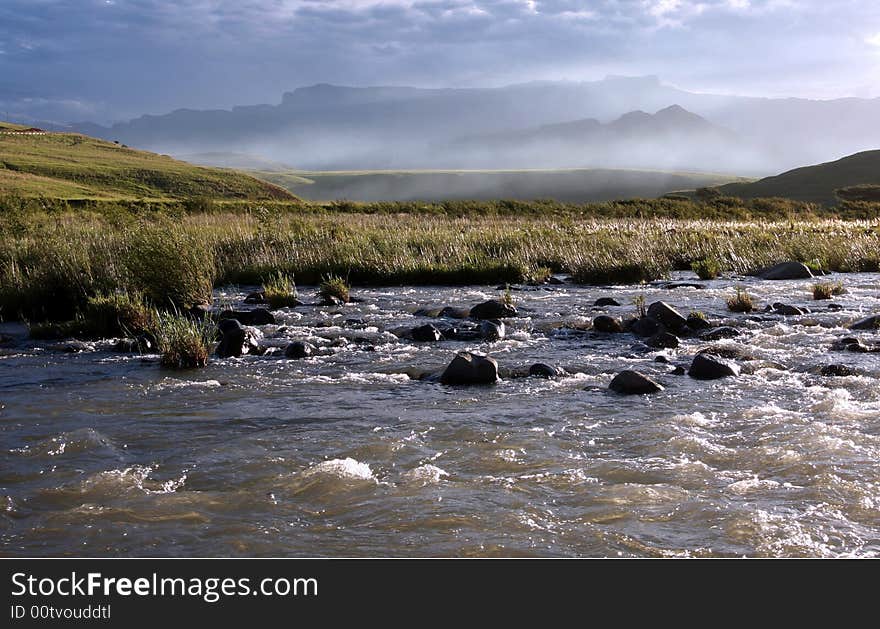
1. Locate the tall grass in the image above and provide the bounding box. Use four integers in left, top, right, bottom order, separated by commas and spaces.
262, 272, 299, 308
1, 206, 879, 322
155, 310, 214, 369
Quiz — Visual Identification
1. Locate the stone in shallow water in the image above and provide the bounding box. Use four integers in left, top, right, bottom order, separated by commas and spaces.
820, 364, 857, 377
440, 352, 499, 385
284, 341, 316, 359
849, 315, 880, 330
529, 363, 561, 378
608, 370, 664, 395
480, 319, 505, 341
593, 297, 621, 307
646, 331, 680, 349
219, 308, 275, 326
752, 261, 814, 280
647, 301, 688, 332
701, 326, 741, 341
411, 324, 443, 342
688, 353, 740, 380
470, 300, 517, 320
592, 315, 623, 333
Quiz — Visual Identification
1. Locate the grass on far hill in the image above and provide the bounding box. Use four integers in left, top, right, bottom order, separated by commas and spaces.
0, 127, 298, 202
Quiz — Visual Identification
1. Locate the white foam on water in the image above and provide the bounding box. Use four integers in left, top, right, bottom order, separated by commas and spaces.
726, 476, 782, 495
153, 378, 222, 391
403, 464, 449, 484
304, 458, 375, 482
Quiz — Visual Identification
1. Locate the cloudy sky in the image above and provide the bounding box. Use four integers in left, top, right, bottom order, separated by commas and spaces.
1, 0, 879, 123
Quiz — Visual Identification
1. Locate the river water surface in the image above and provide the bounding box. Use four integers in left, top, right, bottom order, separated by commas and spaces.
1, 273, 878, 557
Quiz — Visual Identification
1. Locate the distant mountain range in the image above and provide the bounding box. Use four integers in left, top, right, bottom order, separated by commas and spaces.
65, 76, 880, 174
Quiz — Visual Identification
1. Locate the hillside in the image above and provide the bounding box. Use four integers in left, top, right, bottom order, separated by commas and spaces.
257, 167, 748, 203
715, 150, 880, 205
0, 128, 297, 202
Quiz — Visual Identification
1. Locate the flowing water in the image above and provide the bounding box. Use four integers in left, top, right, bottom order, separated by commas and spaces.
1, 273, 879, 557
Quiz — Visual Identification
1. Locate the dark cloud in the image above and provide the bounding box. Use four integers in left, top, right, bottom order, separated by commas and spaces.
0, 0, 878, 123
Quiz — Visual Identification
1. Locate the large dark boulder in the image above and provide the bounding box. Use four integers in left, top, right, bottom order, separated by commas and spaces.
440, 352, 499, 385
688, 353, 740, 380
220, 308, 275, 326
592, 315, 624, 333
647, 301, 688, 332
849, 315, 880, 330
609, 370, 664, 395
412, 324, 443, 342
284, 341, 316, 359
752, 262, 813, 280
470, 300, 517, 320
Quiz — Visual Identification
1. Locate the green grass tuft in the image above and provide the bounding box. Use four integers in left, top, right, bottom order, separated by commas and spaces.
262, 272, 299, 308
319, 274, 350, 304
155, 310, 214, 369
727, 286, 755, 313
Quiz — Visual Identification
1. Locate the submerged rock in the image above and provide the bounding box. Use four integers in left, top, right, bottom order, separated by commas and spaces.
697, 345, 754, 361
701, 326, 741, 341
688, 353, 741, 380
440, 352, 499, 385
592, 315, 624, 333
440, 306, 471, 319
529, 363, 562, 378
771, 303, 809, 316
470, 300, 517, 320
752, 261, 813, 280
849, 315, 880, 330
820, 364, 857, 377
244, 291, 266, 305
284, 341, 316, 359
593, 297, 621, 307
609, 370, 664, 395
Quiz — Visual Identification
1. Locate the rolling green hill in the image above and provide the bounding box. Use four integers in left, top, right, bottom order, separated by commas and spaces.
256, 168, 748, 203
715, 150, 880, 205
0, 127, 298, 202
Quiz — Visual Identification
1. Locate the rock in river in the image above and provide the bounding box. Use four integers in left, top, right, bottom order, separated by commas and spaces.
217, 319, 260, 358
593, 297, 621, 307
529, 363, 562, 378
647, 301, 688, 332
470, 300, 517, 320
849, 315, 880, 330
609, 370, 664, 395
285, 341, 316, 359
688, 353, 741, 380
412, 324, 443, 342
701, 326, 741, 341
480, 319, 506, 341
220, 308, 275, 326
751, 261, 813, 280
646, 331, 680, 349
440, 352, 499, 385
593, 315, 624, 333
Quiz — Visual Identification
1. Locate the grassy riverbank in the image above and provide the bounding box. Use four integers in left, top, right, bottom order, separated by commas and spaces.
2, 198, 879, 323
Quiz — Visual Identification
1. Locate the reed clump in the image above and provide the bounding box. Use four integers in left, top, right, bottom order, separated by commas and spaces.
155, 310, 214, 369
262, 272, 299, 308
812, 281, 846, 300
727, 286, 756, 313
